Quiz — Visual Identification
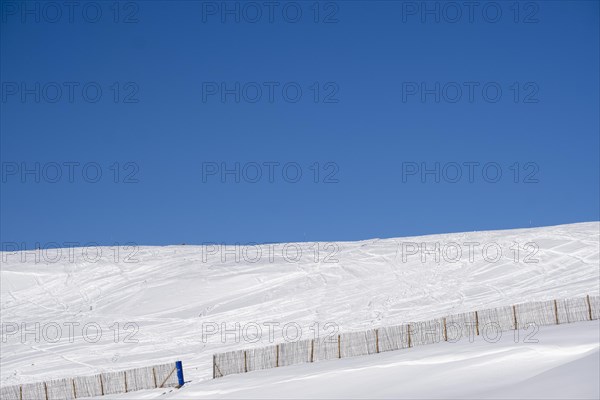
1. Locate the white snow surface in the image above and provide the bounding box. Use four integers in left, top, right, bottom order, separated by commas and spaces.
1, 222, 599, 398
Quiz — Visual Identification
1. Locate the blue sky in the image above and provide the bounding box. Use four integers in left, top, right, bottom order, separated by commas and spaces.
1, 0, 599, 249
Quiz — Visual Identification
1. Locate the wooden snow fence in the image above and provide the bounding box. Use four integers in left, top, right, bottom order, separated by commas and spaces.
0, 361, 184, 400
213, 294, 600, 378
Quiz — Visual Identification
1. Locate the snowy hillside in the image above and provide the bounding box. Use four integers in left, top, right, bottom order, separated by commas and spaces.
1, 222, 599, 397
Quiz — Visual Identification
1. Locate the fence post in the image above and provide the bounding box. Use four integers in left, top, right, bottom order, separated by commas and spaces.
19, 385, 22, 400
175, 361, 185, 387
512, 305, 518, 330
337, 334, 341, 358
72, 378, 77, 398
212, 356, 216, 379
475, 311, 479, 336
375, 329, 380, 353
586, 295, 593, 320
407, 324, 412, 348
276, 344, 279, 367
310, 339, 314, 362
43, 382, 48, 400
124, 371, 128, 393
244, 351, 248, 373
554, 300, 559, 324
153, 367, 158, 388
443, 318, 448, 341
99, 375, 104, 396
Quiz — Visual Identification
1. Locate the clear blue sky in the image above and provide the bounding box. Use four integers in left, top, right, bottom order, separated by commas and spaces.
1, 1, 599, 249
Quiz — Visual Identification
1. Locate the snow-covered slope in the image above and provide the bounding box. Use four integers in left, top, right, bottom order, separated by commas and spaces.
1, 222, 599, 395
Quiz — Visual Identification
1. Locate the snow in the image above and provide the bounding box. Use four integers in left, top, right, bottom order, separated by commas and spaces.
1, 221, 599, 398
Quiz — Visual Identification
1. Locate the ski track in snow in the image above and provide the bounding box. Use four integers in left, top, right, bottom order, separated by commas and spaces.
1, 222, 599, 388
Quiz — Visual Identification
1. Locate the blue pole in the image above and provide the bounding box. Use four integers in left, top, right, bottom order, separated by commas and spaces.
175, 361, 185, 387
